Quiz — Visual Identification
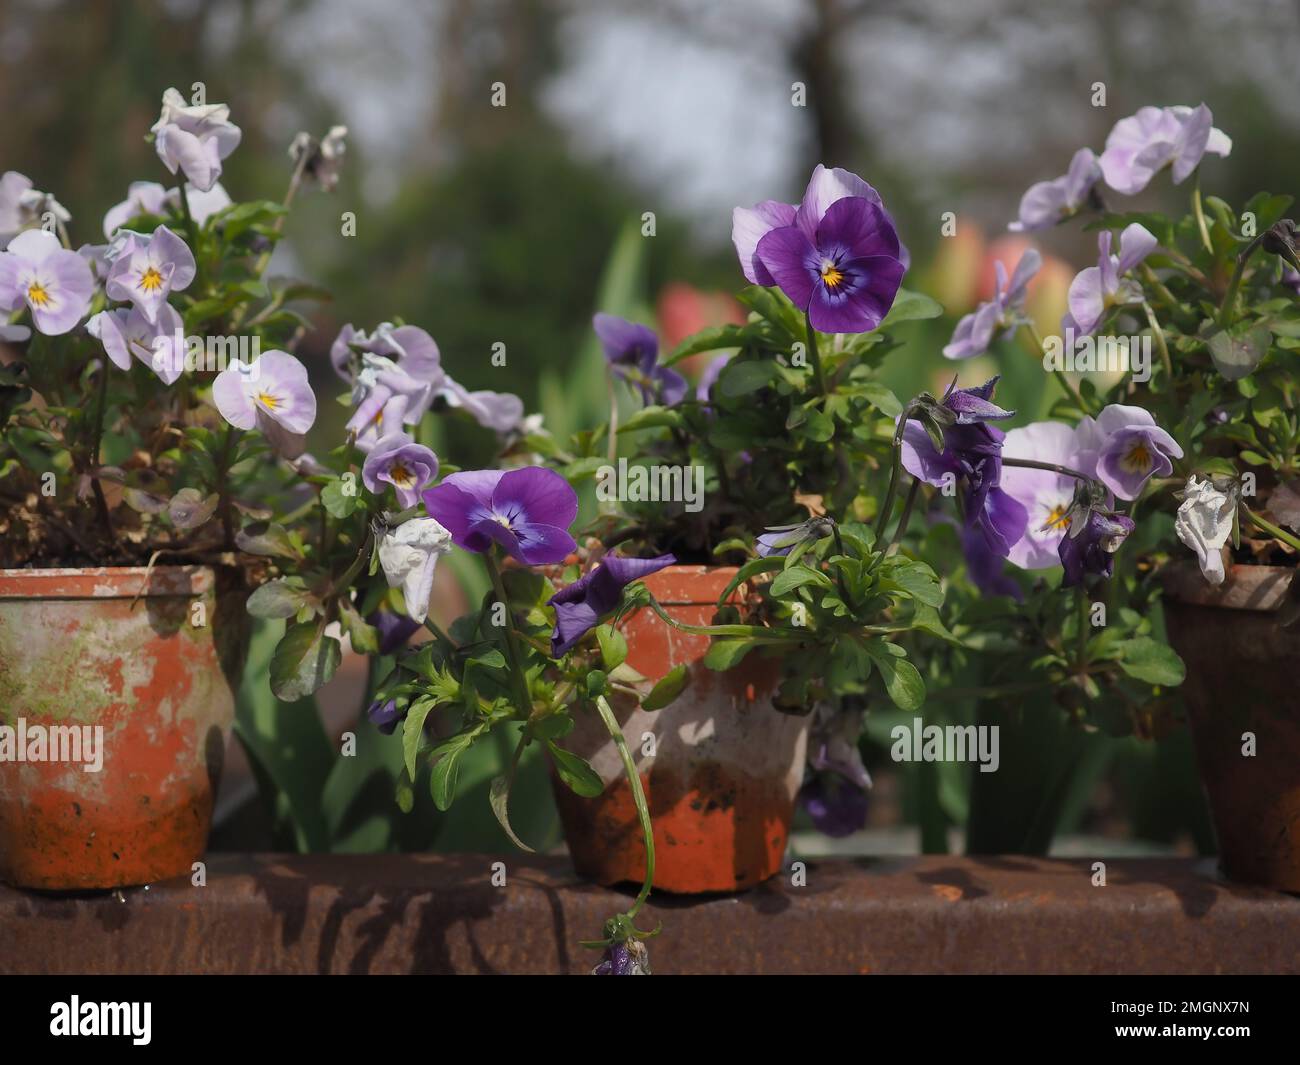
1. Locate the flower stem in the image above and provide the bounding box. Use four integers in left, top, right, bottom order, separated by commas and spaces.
1192, 169, 1213, 255
1242, 505, 1300, 553
643, 593, 800, 642
873, 415, 908, 543
485, 551, 535, 718
1001, 455, 1094, 483
87, 359, 114, 545
885, 477, 921, 556
804, 312, 827, 394
1140, 299, 1173, 382
1026, 322, 1086, 412
594, 694, 655, 921
605, 371, 619, 468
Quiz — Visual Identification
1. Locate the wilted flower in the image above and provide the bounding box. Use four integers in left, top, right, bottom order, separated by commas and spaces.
422, 467, 578, 566
289, 126, 348, 191
105, 225, 196, 324
1059, 494, 1136, 587
1174, 475, 1236, 586
361, 432, 439, 510
331, 322, 444, 440
755, 516, 835, 557
548, 552, 675, 657
151, 87, 242, 192
87, 304, 186, 384
1099, 104, 1231, 196
943, 249, 1040, 360
808, 702, 872, 791
591, 938, 651, 976
798, 775, 869, 838
212, 350, 317, 457
0, 229, 95, 335
734, 164, 906, 333
1077, 404, 1183, 501
1009, 148, 1102, 232
377, 517, 453, 623
1066, 223, 1157, 336
0, 171, 70, 248
592, 313, 687, 406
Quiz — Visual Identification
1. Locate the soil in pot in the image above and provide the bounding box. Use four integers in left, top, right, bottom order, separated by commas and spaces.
550, 565, 809, 894
1163, 560, 1300, 892
0, 566, 246, 890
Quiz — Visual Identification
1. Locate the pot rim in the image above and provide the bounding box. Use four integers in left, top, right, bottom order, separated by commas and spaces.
0, 564, 216, 601
1161, 558, 1295, 611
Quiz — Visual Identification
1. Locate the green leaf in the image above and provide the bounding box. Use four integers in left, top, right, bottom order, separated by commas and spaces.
618, 405, 684, 433
642, 664, 689, 711
402, 697, 436, 780
770, 565, 832, 597
246, 578, 315, 620
703, 638, 763, 671
863, 641, 926, 710
547, 742, 604, 797
859, 382, 903, 418
1205, 321, 1270, 381
339, 599, 380, 655
596, 624, 628, 670
489, 772, 535, 852
1116, 637, 1186, 687
719, 556, 786, 601
880, 288, 944, 327
270, 620, 342, 701
429, 731, 477, 810
719, 359, 777, 397
322, 477, 359, 518
167, 487, 218, 530
585, 670, 608, 697
235, 520, 303, 559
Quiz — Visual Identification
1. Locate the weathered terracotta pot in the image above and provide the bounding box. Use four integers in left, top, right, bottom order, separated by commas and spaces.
0, 566, 246, 890
1163, 561, 1300, 891
551, 565, 809, 894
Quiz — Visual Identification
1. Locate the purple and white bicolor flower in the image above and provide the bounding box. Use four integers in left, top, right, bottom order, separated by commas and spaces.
422, 466, 578, 567
105, 225, 196, 325
547, 552, 675, 657
0, 229, 94, 336
0, 171, 70, 249
332, 323, 444, 441
999, 421, 1089, 570
1009, 149, 1102, 232
1065, 223, 1158, 336
1099, 104, 1231, 196
212, 350, 317, 458
592, 313, 687, 407
733, 165, 907, 334
87, 303, 186, 384
943, 249, 1041, 360
377, 517, 453, 623
1076, 404, 1183, 501
1060, 505, 1135, 588
151, 88, 242, 193
361, 432, 439, 510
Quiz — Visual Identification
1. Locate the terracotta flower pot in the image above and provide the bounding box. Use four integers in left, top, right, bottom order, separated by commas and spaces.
0, 566, 246, 890
1163, 560, 1300, 891
551, 565, 809, 894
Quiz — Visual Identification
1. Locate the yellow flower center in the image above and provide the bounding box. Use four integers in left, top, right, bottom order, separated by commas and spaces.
389, 462, 413, 488
1041, 505, 1071, 533
256, 391, 279, 411
819, 261, 844, 289
1121, 441, 1152, 474
139, 266, 165, 292
27, 281, 50, 307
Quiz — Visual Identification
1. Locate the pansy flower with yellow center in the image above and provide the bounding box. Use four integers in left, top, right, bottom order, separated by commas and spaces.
1077, 403, 1183, 501
212, 350, 317, 458
0, 228, 94, 336
997, 420, 1089, 572
87, 303, 186, 384
105, 224, 195, 324
361, 431, 439, 510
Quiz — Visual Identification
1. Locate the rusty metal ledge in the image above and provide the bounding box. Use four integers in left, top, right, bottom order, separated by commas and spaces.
0, 854, 1296, 975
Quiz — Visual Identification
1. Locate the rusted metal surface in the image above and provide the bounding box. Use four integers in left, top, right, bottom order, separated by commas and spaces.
1, 854, 1298, 974
0, 566, 245, 890
555, 565, 808, 894
1164, 561, 1300, 892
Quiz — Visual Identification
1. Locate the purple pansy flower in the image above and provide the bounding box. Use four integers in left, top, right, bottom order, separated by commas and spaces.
943, 249, 1041, 360
0, 229, 95, 336
437, 377, 526, 433
362, 432, 439, 510
368, 607, 422, 656
961, 524, 1024, 600
741, 165, 906, 334
212, 350, 317, 457
900, 377, 1027, 557
87, 304, 186, 384
151, 87, 242, 193
592, 313, 687, 407
1059, 505, 1136, 587
105, 225, 196, 325
422, 467, 578, 567
1066, 223, 1158, 336
368, 699, 403, 735
547, 552, 675, 657
1076, 404, 1183, 501
798, 774, 869, 838
1009, 149, 1102, 232
999, 421, 1086, 570
808, 703, 872, 791
695, 351, 731, 402
1099, 104, 1231, 196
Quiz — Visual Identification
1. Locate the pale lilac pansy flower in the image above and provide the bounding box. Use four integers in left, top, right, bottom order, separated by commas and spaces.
1099, 104, 1231, 196
331, 322, 445, 443
0, 229, 95, 336
437, 378, 525, 433
0, 172, 71, 248
362, 432, 439, 510
105, 225, 196, 325
998, 420, 1089, 570
212, 350, 317, 458
185, 182, 232, 227
377, 517, 453, 623
1174, 476, 1236, 586
151, 88, 242, 193
1076, 404, 1183, 501
103, 182, 177, 239
87, 304, 186, 384
943, 248, 1041, 360
1065, 223, 1158, 337
1009, 148, 1102, 232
